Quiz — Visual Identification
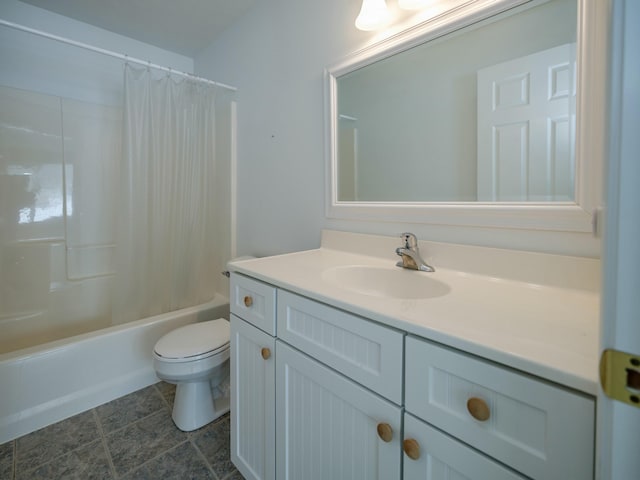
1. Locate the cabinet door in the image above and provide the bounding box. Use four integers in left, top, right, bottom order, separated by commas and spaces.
276, 341, 402, 480
403, 413, 526, 480
230, 315, 275, 480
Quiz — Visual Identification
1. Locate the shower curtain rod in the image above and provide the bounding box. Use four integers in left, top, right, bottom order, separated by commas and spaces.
0, 19, 237, 92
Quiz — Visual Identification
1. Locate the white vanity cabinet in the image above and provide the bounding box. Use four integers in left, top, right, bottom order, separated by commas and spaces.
230, 275, 277, 480
230, 271, 596, 480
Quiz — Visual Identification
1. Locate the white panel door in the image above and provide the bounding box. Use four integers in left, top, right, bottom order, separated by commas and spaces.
230, 315, 276, 480
403, 413, 526, 480
477, 44, 576, 201
276, 341, 402, 480
599, 1, 640, 478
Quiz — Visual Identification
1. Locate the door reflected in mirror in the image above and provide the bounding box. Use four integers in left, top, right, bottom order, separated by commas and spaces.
336, 0, 577, 203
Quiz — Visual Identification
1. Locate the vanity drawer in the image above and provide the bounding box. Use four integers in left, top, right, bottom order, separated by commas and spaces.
230, 273, 277, 335
277, 290, 403, 404
405, 336, 595, 480
403, 413, 526, 480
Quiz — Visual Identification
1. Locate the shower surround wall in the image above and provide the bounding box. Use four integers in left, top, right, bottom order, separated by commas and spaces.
0, 85, 121, 353
0, 2, 232, 355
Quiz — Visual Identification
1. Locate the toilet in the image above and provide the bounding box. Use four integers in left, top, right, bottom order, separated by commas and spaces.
153, 318, 231, 431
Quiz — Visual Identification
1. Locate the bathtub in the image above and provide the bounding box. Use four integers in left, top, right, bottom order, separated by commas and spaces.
0, 294, 229, 444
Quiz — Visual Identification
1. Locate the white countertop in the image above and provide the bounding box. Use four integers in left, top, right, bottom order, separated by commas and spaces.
229, 231, 600, 396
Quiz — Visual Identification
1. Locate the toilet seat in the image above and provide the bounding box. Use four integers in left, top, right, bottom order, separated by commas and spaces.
152, 318, 231, 431
154, 318, 230, 363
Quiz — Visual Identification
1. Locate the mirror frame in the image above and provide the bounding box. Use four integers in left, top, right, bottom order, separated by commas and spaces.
325, 0, 605, 232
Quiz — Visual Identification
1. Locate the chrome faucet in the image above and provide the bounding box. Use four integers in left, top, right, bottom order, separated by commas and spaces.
395, 232, 435, 272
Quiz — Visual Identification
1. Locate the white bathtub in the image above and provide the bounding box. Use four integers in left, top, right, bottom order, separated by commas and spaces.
0, 294, 229, 444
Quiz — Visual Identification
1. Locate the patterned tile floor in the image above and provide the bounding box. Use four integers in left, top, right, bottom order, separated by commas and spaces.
0, 383, 243, 480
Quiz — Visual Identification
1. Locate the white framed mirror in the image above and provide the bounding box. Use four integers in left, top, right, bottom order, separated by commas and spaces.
325, 0, 605, 232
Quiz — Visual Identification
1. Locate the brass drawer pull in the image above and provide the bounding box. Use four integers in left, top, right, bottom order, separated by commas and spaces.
403, 438, 420, 460
467, 397, 491, 421
243, 295, 253, 307
377, 423, 393, 442
261, 347, 271, 360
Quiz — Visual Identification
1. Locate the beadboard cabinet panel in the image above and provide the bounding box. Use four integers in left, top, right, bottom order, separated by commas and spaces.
230, 315, 276, 480
277, 289, 404, 404
276, 341, 402, 480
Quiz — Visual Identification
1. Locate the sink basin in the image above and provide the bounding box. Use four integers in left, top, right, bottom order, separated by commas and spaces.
321, 265, 450, 300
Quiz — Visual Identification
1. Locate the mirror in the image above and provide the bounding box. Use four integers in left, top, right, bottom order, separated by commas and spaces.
326, 0, 603, 232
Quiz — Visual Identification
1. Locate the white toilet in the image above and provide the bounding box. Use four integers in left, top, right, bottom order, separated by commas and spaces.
153, 318, 230, 431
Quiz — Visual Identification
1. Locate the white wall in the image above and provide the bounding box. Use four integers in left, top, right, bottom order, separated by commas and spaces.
195, 0, 600, 258
195, 0, 363, 257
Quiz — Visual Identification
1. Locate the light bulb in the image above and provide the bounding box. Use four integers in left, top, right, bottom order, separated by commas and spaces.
398, 0, 434, 10
355, 0, 391, 31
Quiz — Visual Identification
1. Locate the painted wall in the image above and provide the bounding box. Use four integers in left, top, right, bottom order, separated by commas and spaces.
196, 0, 601, 258
195, 0, 359, 257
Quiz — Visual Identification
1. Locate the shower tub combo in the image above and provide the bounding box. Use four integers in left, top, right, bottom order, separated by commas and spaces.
0, 295, 229, 444
0, 20, 235, 445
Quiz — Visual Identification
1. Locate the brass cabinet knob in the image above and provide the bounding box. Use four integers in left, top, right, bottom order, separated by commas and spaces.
403, 438, 420, 460
376, 423, 393, 442
243, 295, 253, 307
261, 347, 271, 360
467, 397, 491, 421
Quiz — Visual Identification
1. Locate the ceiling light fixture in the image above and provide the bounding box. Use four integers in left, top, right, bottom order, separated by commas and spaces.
398, 0, 435, 9
355, 0, 392, 31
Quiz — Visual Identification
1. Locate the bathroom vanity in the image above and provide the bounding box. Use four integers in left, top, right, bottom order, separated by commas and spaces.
228, 230, 599, 480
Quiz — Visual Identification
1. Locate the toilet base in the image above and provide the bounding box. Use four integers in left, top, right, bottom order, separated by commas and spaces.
172, 380, 230, 431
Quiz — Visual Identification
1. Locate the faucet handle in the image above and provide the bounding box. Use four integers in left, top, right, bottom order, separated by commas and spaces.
400, 232, 418, 249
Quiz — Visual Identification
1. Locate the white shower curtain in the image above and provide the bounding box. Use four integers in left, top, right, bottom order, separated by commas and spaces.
113, 64, 219, 324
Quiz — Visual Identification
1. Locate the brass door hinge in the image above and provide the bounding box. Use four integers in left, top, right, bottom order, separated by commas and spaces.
600, 349, 640, 408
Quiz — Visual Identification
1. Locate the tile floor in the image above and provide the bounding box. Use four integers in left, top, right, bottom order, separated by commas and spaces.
0, 383, 243, 480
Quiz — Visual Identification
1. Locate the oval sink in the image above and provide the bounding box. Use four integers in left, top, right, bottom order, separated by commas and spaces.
321, 265, 450, 300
